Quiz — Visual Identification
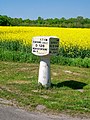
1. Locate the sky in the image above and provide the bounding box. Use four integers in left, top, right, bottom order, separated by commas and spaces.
0, 0, 90, 20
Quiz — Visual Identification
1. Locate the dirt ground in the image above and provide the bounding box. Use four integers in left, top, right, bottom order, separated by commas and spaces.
0, 98, 90, 120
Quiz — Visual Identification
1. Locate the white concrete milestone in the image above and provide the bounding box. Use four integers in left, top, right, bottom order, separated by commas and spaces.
32, 36, 59, 87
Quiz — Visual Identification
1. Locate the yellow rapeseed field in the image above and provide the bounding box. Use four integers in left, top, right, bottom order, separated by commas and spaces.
0, 26, 90, 50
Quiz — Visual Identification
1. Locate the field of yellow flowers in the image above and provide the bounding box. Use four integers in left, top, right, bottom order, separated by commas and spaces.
0, 26, 90, 49
0, 26, 90, 67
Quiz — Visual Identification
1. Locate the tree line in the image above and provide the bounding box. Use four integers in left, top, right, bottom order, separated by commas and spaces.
0, 15, 90, 28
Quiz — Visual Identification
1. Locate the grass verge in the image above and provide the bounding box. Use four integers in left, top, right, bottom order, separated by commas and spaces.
0, 61, 90, 117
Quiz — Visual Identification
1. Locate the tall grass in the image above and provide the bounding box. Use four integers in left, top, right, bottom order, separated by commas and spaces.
0, 40, 90, 67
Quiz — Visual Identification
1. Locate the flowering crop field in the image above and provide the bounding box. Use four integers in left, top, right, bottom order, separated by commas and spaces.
0, 26, 90, 50
0, 26, 90, 67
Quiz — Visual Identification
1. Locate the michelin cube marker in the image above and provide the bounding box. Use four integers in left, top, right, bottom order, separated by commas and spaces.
32, 36, 59, 87
32, 36, 59, 56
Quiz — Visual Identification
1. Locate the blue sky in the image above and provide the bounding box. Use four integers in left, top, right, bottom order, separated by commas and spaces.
0, 0, 90, 19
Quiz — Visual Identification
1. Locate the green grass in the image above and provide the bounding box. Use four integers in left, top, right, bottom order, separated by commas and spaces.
0, 40, 90, 68
0, 61, 90, 116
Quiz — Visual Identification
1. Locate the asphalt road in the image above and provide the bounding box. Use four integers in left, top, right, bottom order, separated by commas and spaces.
0, 104, 90, 120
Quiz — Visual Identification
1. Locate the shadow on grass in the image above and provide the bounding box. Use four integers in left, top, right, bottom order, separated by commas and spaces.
51, 80, 87, 89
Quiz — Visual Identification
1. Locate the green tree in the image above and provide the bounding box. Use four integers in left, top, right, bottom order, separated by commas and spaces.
0, 15, 10, 26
